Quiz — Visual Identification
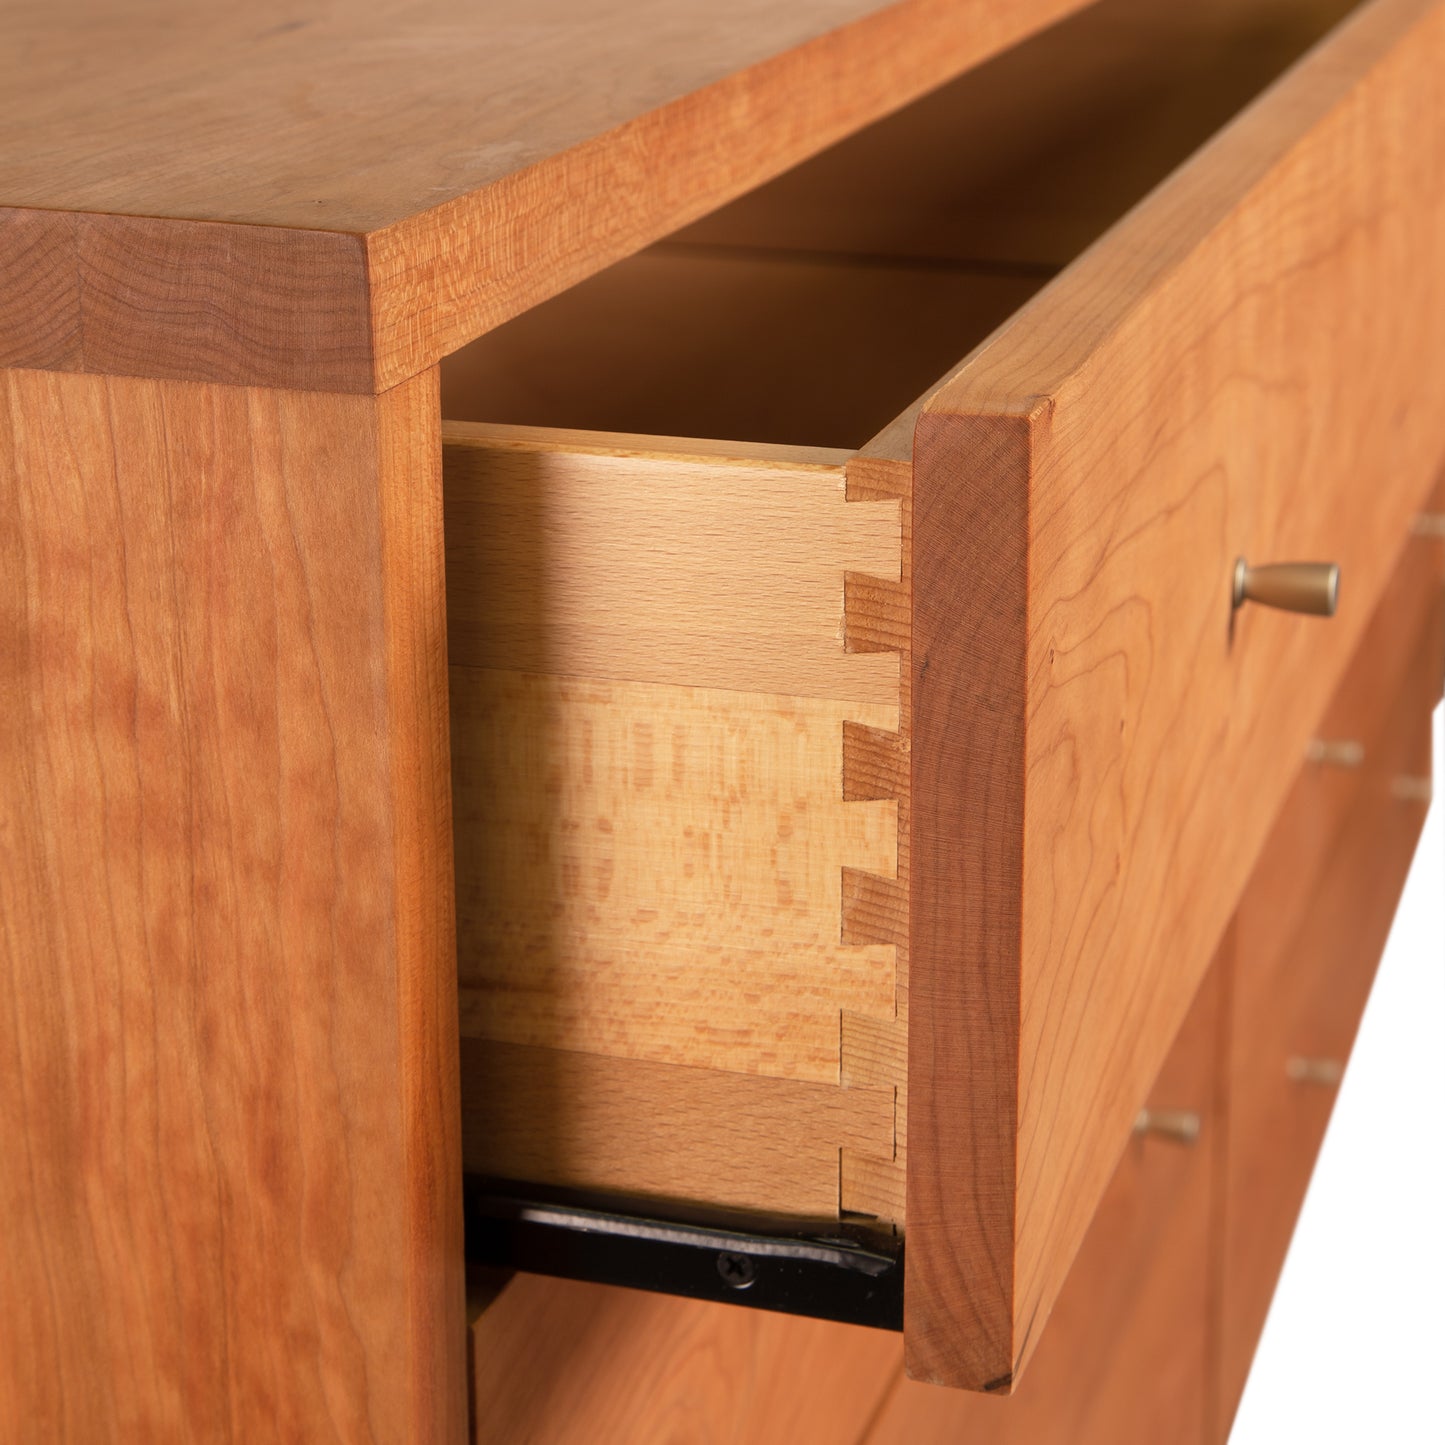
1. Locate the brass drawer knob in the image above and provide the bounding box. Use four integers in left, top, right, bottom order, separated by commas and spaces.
1233, 559, 1340, 617
1133, 1108, 1201, 1145
1286, 1056, 1344, 1086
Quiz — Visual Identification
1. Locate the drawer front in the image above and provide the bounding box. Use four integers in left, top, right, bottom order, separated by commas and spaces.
1232, 514, 1445, 993
906, 0, 1445, 1388
865, 957, 1221, 1445
1217, 575, 1440, 1429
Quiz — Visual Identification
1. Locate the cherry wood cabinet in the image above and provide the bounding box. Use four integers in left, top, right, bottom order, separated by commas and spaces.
3, 0, 1440, 1439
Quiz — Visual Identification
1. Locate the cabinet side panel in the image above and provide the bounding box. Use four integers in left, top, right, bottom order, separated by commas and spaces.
0, 368, 463, 1443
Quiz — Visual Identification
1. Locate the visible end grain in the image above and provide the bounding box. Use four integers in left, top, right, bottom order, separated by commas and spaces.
843, 721, 911, 802
0, 209, 376, 391
837, 452, 913, 1223
906, 407, 1033, 1390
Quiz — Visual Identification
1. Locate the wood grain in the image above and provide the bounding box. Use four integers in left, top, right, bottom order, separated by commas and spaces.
0, 209, 374, 393
451, 669, 899, 1082
840, 1013, 908, 1217
442, 424, 900, 707
380, 371, 466, 1444
440, 418, 856, 470
1, 0, 1094, 391
906, 0, 1445, 1390
867, 958, 1219, 1445
1216, 575, 1439, 1434
843, 719, 911, 803
0, 367, 464, 1443
908, 412, 1030, 1391
468, 1273, 902, 1445
459, 1040, 894, 1217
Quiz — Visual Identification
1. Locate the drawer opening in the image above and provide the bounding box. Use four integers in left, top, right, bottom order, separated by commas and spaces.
440, 0, 1359, 452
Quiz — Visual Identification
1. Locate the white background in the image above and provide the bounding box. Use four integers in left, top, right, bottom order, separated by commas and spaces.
1232, 706, 1445, 1443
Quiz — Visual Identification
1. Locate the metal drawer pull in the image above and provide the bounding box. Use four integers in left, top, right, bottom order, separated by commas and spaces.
1392, 775, 1434, 803
1133, 1108, 1201, 1145
1286, 1056, 1344, 1087
1233, 559, 1340, 617
1306, 738, 1364, 768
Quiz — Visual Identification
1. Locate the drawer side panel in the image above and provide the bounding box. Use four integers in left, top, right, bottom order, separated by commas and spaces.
445, 430, 907, 1220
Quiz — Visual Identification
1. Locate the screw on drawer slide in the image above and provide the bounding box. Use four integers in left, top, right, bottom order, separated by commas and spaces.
464, 1176, 903, 1331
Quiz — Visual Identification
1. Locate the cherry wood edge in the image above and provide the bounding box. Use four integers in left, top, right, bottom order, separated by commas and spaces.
381, 369, 470, 1443
905, 408, 1031, 1392
0, 0, 1091, 394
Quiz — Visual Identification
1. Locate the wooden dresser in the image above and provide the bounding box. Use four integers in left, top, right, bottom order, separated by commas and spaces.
3, 0, 1441, 1440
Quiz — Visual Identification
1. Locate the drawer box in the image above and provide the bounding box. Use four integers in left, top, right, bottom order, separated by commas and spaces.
444, 0, 1445, 1391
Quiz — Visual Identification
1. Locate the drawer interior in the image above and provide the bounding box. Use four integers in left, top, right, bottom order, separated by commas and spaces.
440, 0, 1359, 450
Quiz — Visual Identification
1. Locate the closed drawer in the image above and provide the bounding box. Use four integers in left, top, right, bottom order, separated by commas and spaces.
442, 0, 1445, 1392
467, 1275, 901, 1445
862, 955, 1222, 1445
1229, 501, 1445, 979
1217, 537, 1441, 1431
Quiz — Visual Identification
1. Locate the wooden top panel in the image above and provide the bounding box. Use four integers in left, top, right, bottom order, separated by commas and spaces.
0, 0, 1092, 391
1, 0, 899, 232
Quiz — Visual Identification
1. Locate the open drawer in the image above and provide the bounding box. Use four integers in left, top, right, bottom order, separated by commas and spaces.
442, 0, 1445, 1393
